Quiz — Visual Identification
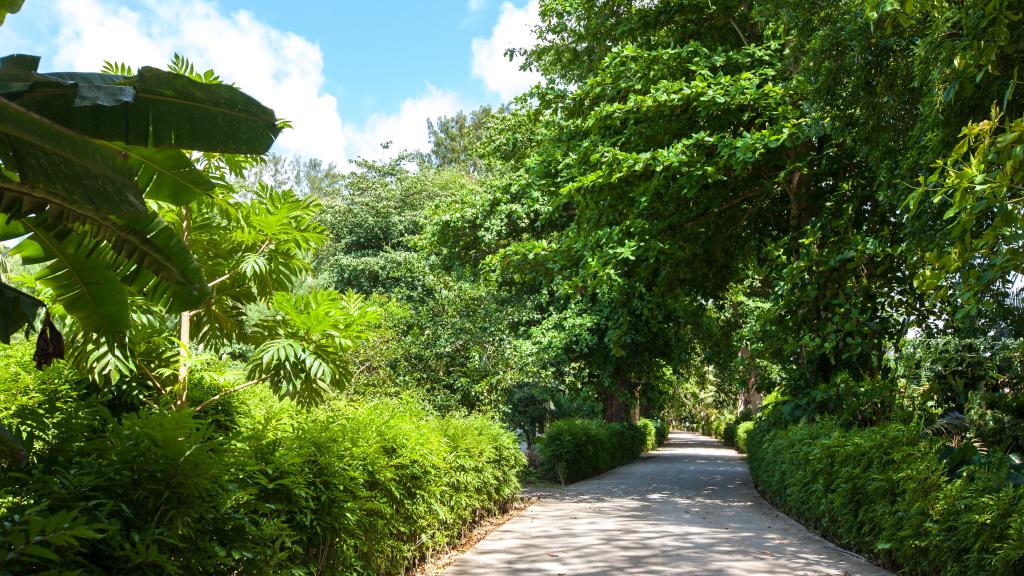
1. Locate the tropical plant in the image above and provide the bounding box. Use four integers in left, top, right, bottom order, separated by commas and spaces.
240, 290, 380, 407
0, 52, 281, 353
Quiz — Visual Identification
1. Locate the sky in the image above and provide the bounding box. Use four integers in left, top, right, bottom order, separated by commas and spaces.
0, 0, 542, 166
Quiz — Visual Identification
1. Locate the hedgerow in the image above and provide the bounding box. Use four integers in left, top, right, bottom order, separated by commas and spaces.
734, 420, 754, 453
537, 417, 667, 484
0, 352, 525, 576
746, 419, 1024, 575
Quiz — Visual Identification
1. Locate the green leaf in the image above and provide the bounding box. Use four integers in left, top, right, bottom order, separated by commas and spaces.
0, 55, 281, 153
0, 0, 24, 25
107, 143, 215, 205
0, 281, 42, 343
21, 543, 61, 562
0, 97, 146, 217
0, 181, 210, 312
9, 220, 130, 333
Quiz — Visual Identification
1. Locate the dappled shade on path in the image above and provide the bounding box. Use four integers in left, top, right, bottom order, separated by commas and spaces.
444, 432, 893, 576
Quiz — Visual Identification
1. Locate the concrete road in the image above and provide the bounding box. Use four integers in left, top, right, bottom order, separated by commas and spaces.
444, 432, 894, 576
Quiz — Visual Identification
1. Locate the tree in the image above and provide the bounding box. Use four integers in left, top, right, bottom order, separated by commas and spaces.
485, 0, 813, 419
0, 53, 281, 349
419, 105, 504, 173
312, 155, 445, 300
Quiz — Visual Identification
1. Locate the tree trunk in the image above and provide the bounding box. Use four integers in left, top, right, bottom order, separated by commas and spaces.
630, 386, 640, 423
176, 206, 191, 409
603, 373, 638, 423
737, 345, 763, 415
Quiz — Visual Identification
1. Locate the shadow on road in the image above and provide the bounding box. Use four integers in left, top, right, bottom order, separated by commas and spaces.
445, 432, 891, 576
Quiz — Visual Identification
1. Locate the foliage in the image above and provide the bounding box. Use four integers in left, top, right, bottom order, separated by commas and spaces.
896, 338, 1024, 415
350, 281, 537, 415
0, 52, 281, 340
747, 419, 1024, 575
418, 105, 504, 173
311, 156, 461, 300
0, 358, 524, 576
636, 417, 664, 452
246, 290, 379, 406
504, 380, 552, 448
232, 395, 524, 575
734, 421, 754, 454
537, 418, 650, 484
7, 1, 1024, 571
0, 0, 23, 25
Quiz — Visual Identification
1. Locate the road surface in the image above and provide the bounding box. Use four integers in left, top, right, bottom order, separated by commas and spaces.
444, 432, 893, 576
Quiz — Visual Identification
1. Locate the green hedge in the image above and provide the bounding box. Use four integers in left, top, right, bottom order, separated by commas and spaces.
734, 420, 754, 453
637, 417, 657, 451
538, 417, 666, 484
653, 418, 670, 445
0, 356, 525, 576
747, 420, 1024, 575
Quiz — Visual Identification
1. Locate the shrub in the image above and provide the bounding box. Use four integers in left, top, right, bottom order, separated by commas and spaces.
537, 418, 648, 484
747, 419, 1024, 575
637, 418, 657, 451
723, 420, 739, 445
717, 409, 753, 448
225, 395, 526, 576
734, 420, 754, 453
653, 418, 670, 445
0, 366, 525, 576
705, 415, 730, 439
2, 408, 236, 575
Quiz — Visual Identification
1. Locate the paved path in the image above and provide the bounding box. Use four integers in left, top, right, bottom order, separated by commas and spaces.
444, 432, 894, 576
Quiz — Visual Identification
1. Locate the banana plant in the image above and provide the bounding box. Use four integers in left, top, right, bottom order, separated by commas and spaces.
0, 53, 281, 348
0, 0, 22, 25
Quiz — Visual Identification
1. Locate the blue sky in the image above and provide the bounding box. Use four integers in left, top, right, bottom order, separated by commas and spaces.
0, 0, 541, 165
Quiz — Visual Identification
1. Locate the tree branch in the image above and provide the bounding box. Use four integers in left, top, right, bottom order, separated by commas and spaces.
730, 18, 749, 47
194, 376, 268, 412
206, 238, 274, 289
680, 188, 769, 230
135, 356, 166, 395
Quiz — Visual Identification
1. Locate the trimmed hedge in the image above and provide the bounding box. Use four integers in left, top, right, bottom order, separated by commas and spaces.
734, 420, 754, 453
244, 397, 526, 575
747, 420, 1024, 575
637, 417, 657, 451
653, 418, 670, 446
538, 417, 667, 484
0, 357, 525, 576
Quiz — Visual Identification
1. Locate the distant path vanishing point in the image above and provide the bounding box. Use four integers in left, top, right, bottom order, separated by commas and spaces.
444, 431, 894, 576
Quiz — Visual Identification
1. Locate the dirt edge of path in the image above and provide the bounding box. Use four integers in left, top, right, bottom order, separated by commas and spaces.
410, 494, 541, 576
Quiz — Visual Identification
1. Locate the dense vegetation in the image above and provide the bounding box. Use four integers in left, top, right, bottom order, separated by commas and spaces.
0, 342, 523, 575
537, 417, 668, 484
747, 417, 1024, 574
3, 0, 1024, 573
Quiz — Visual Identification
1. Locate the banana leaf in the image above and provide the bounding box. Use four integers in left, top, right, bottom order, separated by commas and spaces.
0, 0, 23, 26
0, 97, 146, 216
0, 54, 280, 154
0, 280, 42, 343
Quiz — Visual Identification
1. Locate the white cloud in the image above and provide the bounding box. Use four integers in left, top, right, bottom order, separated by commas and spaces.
468, 0, 486, 12
471, 0, 542, 101
49, 0, 350, 165
346, 84, 465, 162
20, 0, 467, 168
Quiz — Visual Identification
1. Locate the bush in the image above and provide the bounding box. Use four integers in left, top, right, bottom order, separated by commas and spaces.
653, 418, 670, 445
0, 366, 525, 576
637, 418, 657, 451
734, 420, 754, 453
713, 409, 753, 448
537, 418, 650, 484
747, 419, 1024, 575
232, 396, 524, 575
